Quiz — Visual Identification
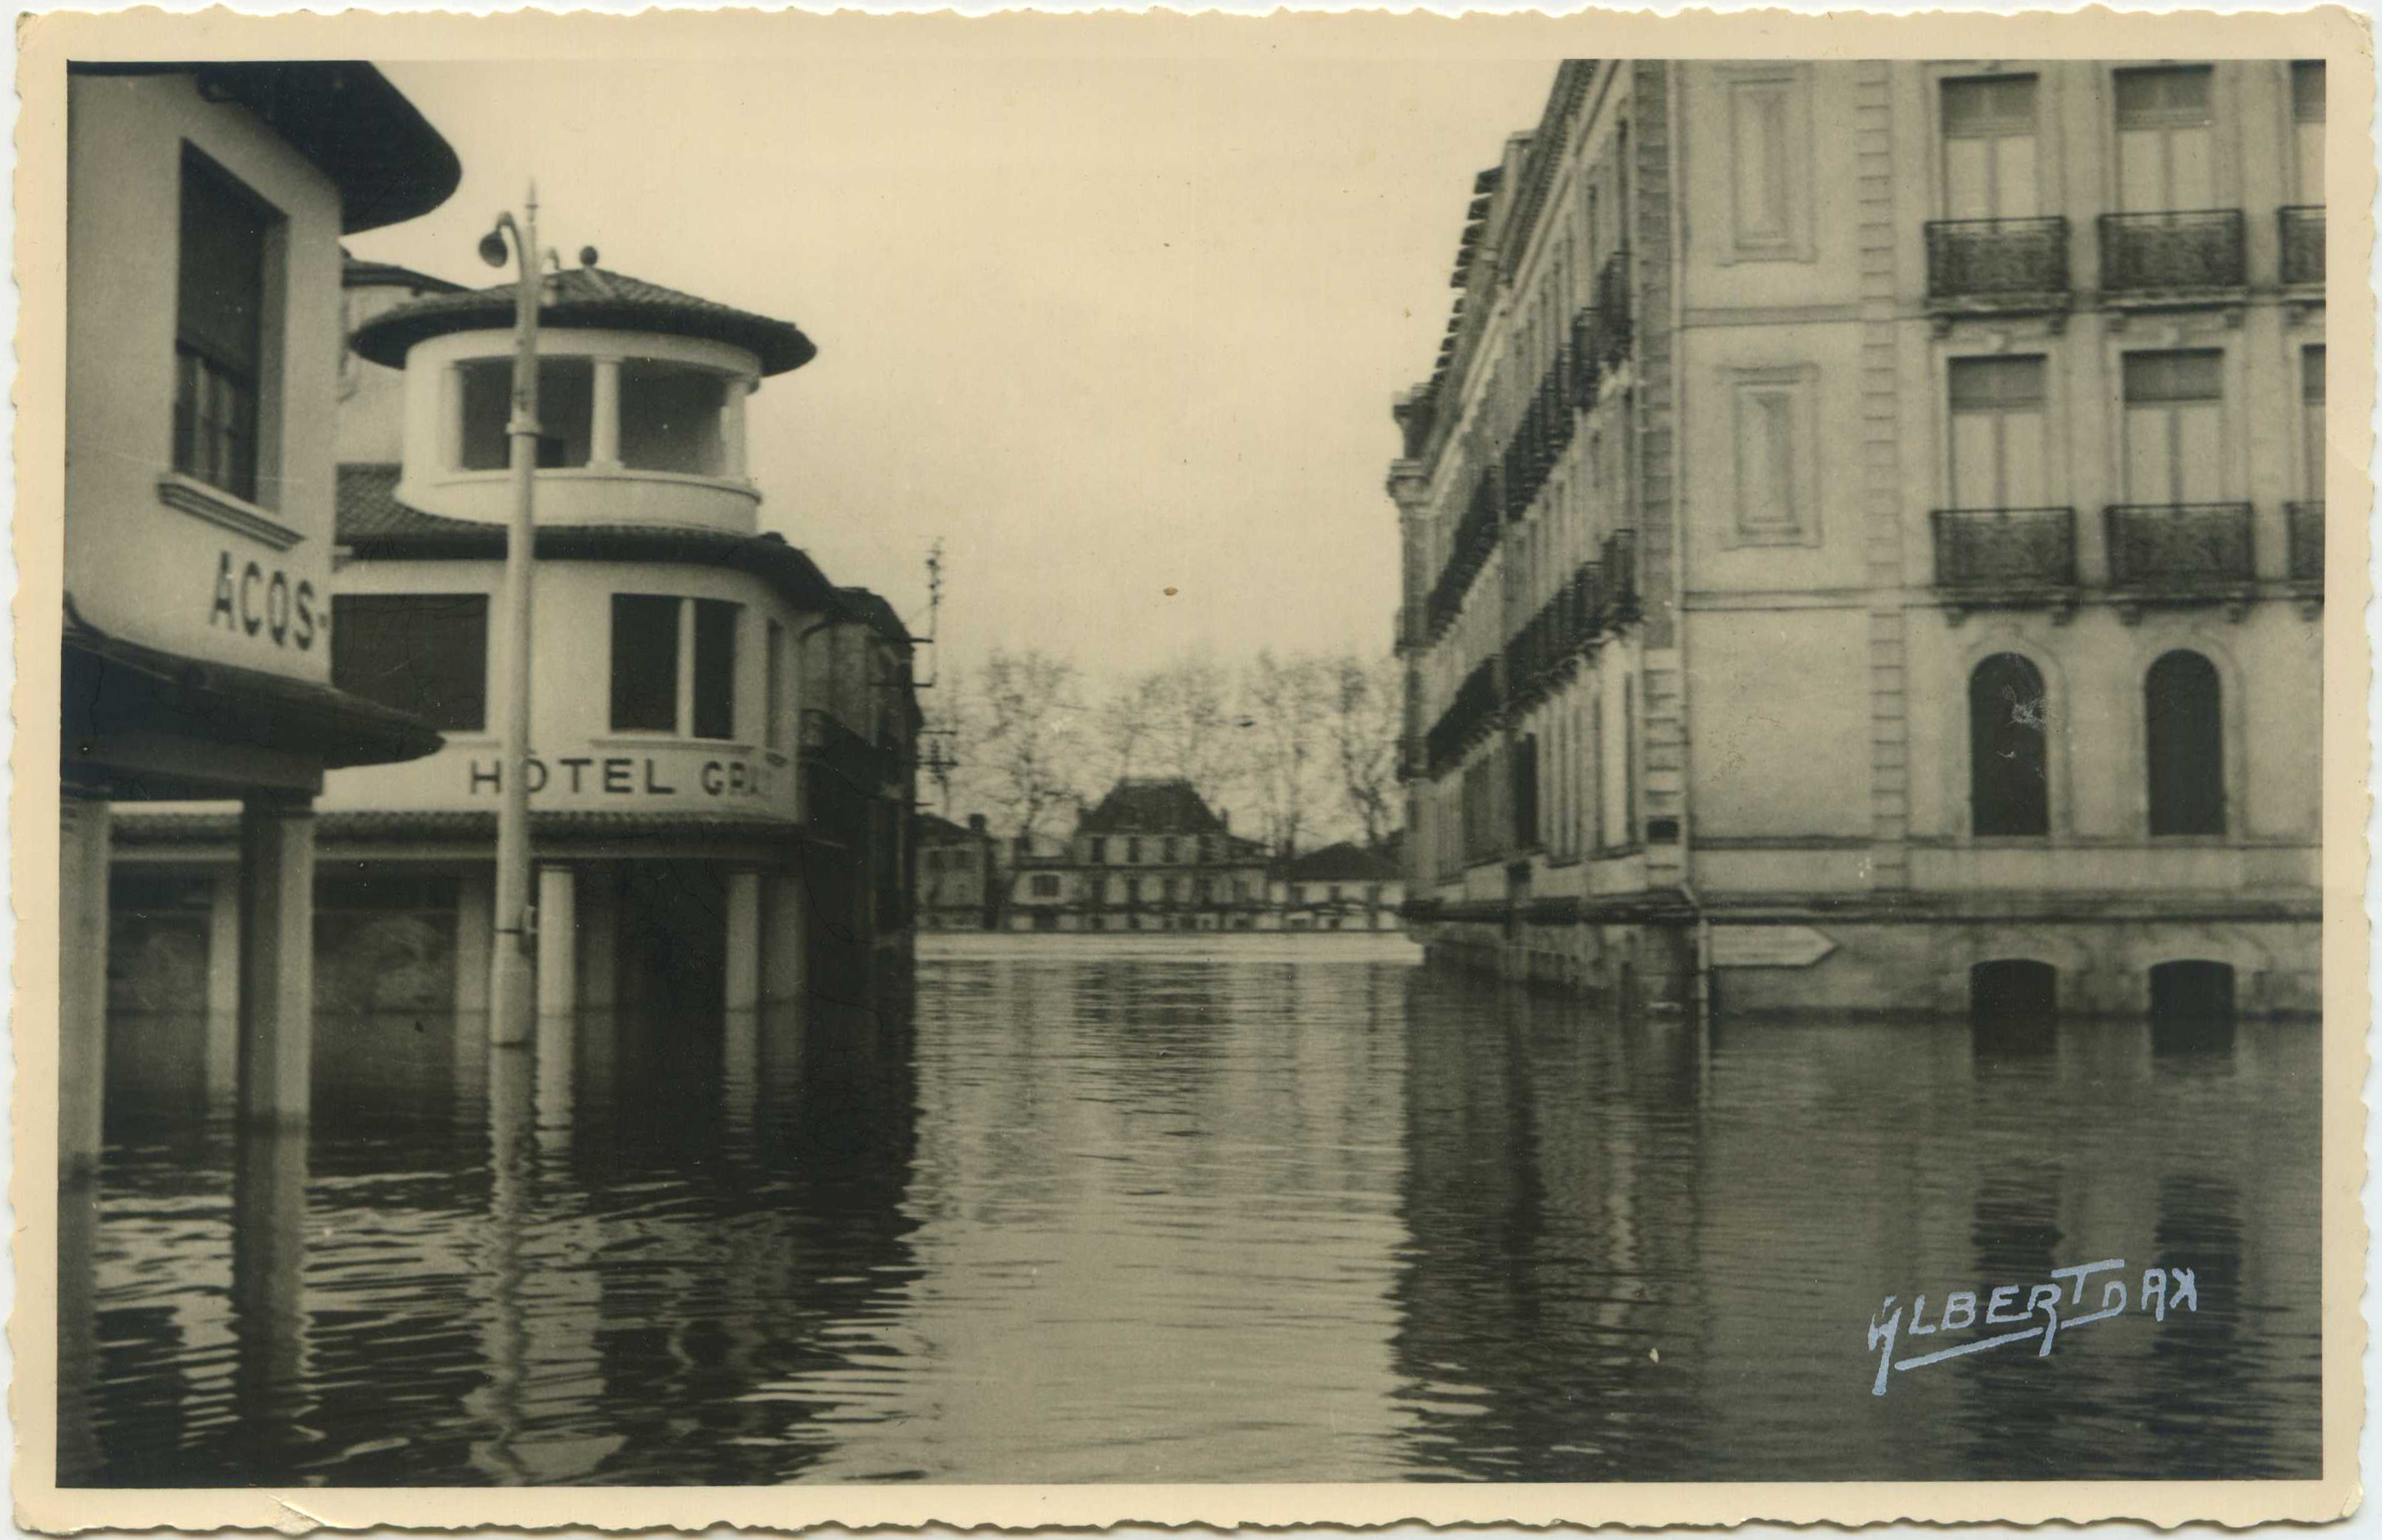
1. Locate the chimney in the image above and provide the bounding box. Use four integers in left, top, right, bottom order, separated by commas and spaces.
1219, 808, 1230, 834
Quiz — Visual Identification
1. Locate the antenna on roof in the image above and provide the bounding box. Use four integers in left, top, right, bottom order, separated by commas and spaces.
912, 539, 945, 689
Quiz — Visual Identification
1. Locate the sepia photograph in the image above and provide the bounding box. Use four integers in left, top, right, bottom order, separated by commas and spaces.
14, 7, 2368, 1530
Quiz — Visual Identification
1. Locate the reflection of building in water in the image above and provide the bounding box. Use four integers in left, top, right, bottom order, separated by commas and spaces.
112, 256, 922, 1016
1391, 60, 2326, 1017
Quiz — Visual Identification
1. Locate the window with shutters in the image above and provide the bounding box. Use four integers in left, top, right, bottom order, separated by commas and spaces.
2289, 345, 2323, 508
2122, 351, 2226, 504
1947, 356, 2049, 508
2114, 66, 2215, 212
1942, 75, 2041, 219
331, 594, 488, 731
173, 149, 282, 504
2292, 61, 2324, 204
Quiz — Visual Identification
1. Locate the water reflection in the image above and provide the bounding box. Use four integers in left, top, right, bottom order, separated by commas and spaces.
71, 940, 2318, 1486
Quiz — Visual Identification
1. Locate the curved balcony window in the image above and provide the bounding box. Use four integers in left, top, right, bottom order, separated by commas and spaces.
458, 357, 594, 470
620, 359, 730, 476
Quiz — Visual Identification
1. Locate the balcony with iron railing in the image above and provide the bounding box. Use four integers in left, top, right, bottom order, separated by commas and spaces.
1929, 508, 2078, 614
2103, 503, 2257, 599
2287, 501, 2324, 588
1425, 655, 1500, 779
1924, 217, 2071, 314
2279, 206, 2324, 288
1424, 470, 1501, 640
1592, 248, 1631, 368
2098, 210, 2247, 299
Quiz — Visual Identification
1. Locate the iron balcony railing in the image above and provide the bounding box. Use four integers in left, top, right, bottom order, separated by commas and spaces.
2103, 503, 2256, 591
2279, 205, 2324, 287
1424, 469, 1501, 639
1929, 508, 2078, 592
1425, 655, 1500, 779
2287, 501, 2325, 584
2098, 210, 2247, 295
1923, 216, 2070, 304
1592, 248, 1631, 368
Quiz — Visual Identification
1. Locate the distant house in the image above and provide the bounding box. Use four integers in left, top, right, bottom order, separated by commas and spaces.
1276, 841, 1405, 932
917, 812, 996, 931
1004, 779, 1274, 932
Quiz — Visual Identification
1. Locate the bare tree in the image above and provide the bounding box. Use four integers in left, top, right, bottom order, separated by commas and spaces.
1093, 670, 1166, 789
973, 648, 1087, 841
1242, 650, 1332, 856
1143, 656, 1248, 816
1327, 650, 1401, 850
915, 663, 980, 821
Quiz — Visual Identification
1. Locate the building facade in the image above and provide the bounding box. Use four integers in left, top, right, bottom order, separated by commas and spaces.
1393, 59, 2327, 1017
1277, 841, 1406, 931
114, 258, 920, 1019
1003, 780, 1275, 931
917, 812, 998, 930
61, 65, 461, 1176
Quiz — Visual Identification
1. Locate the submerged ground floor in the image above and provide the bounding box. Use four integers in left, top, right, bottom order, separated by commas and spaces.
1406, 892, 2321, 1021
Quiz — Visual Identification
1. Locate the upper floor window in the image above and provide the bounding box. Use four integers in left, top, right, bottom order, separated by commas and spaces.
458, 357, 593, 470
2303, 345, 2326, 495
174, 150, 281, 504
2113, 66, 2214, 212
2292, 62, 2325, 203
610, 594, 740, 739
1127, 836, 1142, 862
1162, 836, 1178, 863
331, 594, 487, 731
1030, 874, 1061, 898
1947, 356, 2048, 508
1089, 836, 1108, 864
2123, 350, 2225, 503
620, 359, 729, 475
1941, 75, 2040, 219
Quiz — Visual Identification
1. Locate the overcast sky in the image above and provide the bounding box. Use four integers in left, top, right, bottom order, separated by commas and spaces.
351, 57, 1556, 680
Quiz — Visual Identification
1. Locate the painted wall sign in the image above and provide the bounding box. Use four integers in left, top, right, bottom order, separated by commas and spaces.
1709, 925, 1837, 968
468, 753, 774, 800
209, 551, 319, 650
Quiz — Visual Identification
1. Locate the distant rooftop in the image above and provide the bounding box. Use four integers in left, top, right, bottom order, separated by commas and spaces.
1285, 841, 1400, 884
1078, 778, 1227, 836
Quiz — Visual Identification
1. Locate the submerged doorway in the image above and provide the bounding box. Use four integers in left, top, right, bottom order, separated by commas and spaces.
1971, 958, 2058, 1057
2149, 959, 2236, 1056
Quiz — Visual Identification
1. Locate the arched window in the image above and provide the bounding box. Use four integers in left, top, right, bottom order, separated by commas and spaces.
2146, 650, 2225, 836
1970, 653, 2049, 836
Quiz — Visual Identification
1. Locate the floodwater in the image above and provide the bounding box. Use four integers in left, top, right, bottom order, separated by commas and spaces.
65, 933, 2320, 1486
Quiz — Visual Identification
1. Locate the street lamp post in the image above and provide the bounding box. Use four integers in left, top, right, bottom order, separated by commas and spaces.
482, 185, 548, 1046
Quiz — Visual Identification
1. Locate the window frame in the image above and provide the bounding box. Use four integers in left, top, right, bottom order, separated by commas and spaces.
1938, 73, 2043, 221
608, 593, 743, 740
173, 146, 285, 508
1946, 354, 2053, 510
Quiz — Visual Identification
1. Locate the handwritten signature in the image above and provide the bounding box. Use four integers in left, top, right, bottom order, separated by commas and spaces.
1867, 1259, 2199, 1396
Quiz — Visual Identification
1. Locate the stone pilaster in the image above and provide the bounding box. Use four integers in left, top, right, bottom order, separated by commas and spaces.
1853, 61, 1912, 890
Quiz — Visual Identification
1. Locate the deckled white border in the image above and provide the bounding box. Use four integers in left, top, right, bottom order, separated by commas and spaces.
7, 6, 2372, 1536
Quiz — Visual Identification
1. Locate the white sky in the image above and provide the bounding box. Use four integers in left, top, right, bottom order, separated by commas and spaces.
349, 57, 1558, 680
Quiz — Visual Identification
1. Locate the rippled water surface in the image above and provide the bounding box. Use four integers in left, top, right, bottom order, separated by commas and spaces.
67, 934, 2320, 1485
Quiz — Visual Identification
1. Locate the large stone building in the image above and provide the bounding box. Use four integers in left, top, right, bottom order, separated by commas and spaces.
1392, 60, 2328, 1017
1004, 780, 1275, 931
114, 257, 921, 1019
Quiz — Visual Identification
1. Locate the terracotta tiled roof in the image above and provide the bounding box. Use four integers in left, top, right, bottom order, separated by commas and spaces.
335, 464, 485, 540
350, 265, 816, 374
342, 254, 464, 294
1076, 778, 1226, 836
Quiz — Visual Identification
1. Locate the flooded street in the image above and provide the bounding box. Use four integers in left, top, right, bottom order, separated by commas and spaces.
68, 935, 2320, 1486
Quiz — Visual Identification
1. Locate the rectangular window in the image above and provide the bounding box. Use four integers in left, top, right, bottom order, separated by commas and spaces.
2114, 65, 2214, 212
1941, 75, 2040, 220
2304, 344, 2326, 496
1162, 836, 1178, 862
1947, 355, 2048, 508
764, 620, 786, 750
692, 599, 739, 740
2123, 350, 2226, 504
1030, 874, 1060, 898
610, 594, 681, 732
1090, 836, 1108, 864
1127, 837, 1141, 862
619, 360, 729, 476
2293, 62, 2326, 204
330, 594, 488, 731
458, 357, 595, 471
174, 150, 279, 504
